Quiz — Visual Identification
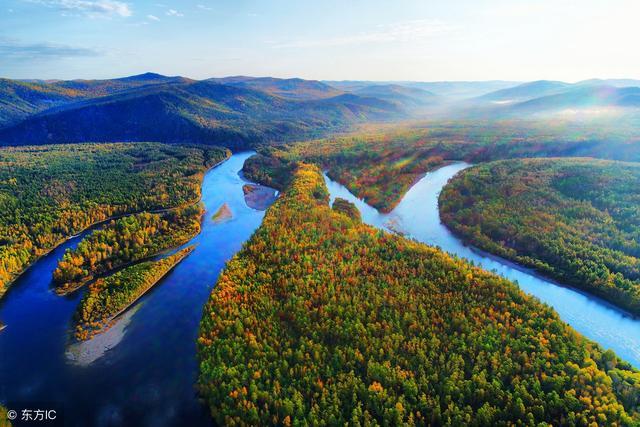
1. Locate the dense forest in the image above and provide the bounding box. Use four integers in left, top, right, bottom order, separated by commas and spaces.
244, 119, 640, 212
0, 143, 228, 299
74, 246, 194, 341
440, 158, 640, 315
53, 205, 203, 293
198, 163, 640, 425
0, 76, 402, 149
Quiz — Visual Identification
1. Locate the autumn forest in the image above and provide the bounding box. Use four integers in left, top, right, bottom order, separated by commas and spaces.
2, 74, 640, 426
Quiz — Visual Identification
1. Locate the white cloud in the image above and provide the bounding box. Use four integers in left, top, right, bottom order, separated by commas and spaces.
25, 0, 132, 18
272, 19, 456, 49
0, 37, 101, 60
147, 14, 160, 21
165, 9, 183, 17
197, 4, 212, 11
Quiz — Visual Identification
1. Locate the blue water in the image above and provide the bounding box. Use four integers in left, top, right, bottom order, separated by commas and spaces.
0, 152, 273, 427
325, 163, 640, 368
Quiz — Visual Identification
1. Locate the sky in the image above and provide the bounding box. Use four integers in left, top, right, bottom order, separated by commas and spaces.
1, 0, 639, 82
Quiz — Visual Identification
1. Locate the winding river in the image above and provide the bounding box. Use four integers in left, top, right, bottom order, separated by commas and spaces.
0, 152, 274, 427
325, 162, 640, 369
1, 155, 639, 426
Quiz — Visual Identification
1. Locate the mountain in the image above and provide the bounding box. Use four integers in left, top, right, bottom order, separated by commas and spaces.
577, 78, 640, 88
0, 79, 85, 127
326, 80, 521, 99
47, 72, 193, 97
0, 79, 403, 149
0, 73, 193, 128
508, 85, 640, 115
207, 76, 343, 100
476, 80, 571, 103
403, 80, 522, 99
350, 84, 439, 109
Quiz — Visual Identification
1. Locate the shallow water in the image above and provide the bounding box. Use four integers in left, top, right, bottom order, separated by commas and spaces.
0, 151, 274, 426
325, 163, 640, 368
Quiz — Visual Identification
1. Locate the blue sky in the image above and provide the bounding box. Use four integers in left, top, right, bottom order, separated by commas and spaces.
1, 0, 639, 81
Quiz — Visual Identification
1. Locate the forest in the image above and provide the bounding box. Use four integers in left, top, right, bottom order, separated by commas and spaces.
53, 205, 203, 294
244, 118, 640, 212
0, 143, 229, 299
74, 246, 195, 341
198, 163, 640, 425
439, 158, 640, 315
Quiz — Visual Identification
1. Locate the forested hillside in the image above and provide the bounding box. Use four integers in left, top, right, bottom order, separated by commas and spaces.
198, 163, 640, 425
440, 158, 640, 315
244, 119, 640, 211
0, 77, 402, 149
0, 143, 228, 298
0, 73, 190, 128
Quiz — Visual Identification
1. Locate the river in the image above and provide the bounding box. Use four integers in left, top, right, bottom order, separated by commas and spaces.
2, 155, 639, 427
0, 152, 274, 427
325, 162, 640, 368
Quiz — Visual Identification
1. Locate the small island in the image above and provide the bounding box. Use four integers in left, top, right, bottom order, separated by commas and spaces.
212, 203, 233, 223
73, 246, 195, 341
54, 205, 203, 295
242, 184, 277, 210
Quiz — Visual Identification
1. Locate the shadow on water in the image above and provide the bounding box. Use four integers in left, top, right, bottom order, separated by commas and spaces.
325, 163, 640, 369
0, 151, 276, 427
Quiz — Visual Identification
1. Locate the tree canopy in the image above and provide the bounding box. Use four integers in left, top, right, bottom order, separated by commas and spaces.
198, 163, 640, 426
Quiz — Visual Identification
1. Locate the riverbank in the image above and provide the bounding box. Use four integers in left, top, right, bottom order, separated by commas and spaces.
439, 158, 640, 317
74, 246, 195, 341
0, 151, 270, 426
54, 205, 204, 296
324, 163, 640, 368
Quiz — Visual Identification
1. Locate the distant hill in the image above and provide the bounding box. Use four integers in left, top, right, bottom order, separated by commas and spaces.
0, 79, 85, 127
577, 78, 640, 88
508, 85, 640, 115
350, 84, 439, 109
327, 80, 521, 99
207, 76, 343, 100
455, 80, 640, 118
477, 80, 571, 103
49, 72, 192, 97
0, 73, 192, 128
0, 79, 402, 149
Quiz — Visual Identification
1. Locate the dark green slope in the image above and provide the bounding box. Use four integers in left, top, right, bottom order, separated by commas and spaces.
0, 79, 84, 127
0, 80, 403, 148
0, 73, 194, 128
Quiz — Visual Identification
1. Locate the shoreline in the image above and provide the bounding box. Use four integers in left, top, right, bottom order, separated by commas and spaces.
54, 214, 203, 296
75, 245, 196, 341
441, 221, 640, 320
327, 160, 455, 214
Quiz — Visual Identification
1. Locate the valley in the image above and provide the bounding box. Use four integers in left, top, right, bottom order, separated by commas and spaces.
6, 2, 640, 425
2, 74, 640, 426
